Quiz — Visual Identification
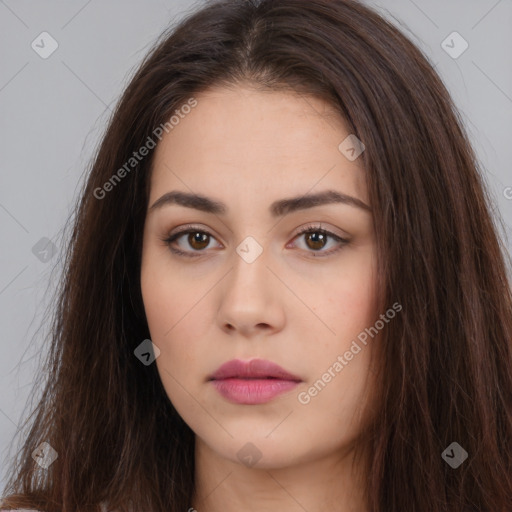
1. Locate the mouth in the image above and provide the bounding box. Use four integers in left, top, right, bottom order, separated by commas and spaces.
208, 358, 302, 404
208, 358, 302, 381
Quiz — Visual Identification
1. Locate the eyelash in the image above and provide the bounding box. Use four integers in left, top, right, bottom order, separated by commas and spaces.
161, 223, 349, 259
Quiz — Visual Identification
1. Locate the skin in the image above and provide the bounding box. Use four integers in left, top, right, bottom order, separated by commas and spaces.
140, 82, 378, 512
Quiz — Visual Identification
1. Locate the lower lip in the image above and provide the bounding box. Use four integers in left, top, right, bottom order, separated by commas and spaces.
210, 378, 300, 404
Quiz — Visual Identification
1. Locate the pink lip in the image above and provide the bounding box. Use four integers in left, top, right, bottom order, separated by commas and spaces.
209, 358, 302, 405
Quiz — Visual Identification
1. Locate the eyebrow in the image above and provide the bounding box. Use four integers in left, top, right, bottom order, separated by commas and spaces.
148, 189, 371, 217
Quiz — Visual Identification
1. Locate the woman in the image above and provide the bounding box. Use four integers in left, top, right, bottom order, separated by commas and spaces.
2, 0, 512, 510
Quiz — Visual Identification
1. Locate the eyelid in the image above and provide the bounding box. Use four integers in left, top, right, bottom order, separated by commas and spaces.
287, 223, 349, 256
291, 222, 349, 244
161, 224, 223, 257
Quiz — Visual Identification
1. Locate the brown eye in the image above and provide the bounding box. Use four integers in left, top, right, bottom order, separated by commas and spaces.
291, 225, 349, 257
162, 227, 221, 257
188, 231, 210, 250
304, 231, 327, 251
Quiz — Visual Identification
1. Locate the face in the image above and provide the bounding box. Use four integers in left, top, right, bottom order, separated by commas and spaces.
140, 83, 378, 469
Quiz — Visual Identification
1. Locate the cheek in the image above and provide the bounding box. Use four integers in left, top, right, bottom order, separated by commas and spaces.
140, 240, 225, 394
140, 260, 200, 376
141, 251, 201, 338
300, 321, 376, 439
142, 273, 204, 413
141, 271, 175, 340
304, 257, 377, 408
321, 258, 377, 335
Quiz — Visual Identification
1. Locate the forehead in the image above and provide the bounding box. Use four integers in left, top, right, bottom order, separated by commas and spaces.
149, 84, 367, 207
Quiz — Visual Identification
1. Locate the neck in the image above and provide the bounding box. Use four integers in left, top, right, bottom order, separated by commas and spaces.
191, 437, 369, 512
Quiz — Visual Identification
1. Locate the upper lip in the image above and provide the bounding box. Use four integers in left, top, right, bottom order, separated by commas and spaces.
209, 358, 302, 381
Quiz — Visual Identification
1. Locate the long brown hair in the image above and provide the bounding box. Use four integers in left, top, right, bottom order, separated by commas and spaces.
2, 0, 512, 510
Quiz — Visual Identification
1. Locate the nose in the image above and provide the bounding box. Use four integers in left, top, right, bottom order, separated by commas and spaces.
216, 244, 286, 338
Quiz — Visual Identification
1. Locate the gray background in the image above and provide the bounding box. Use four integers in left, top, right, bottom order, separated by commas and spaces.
1, 0, 511, 490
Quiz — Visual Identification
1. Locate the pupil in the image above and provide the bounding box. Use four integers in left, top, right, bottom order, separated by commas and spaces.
307, 232, 325, 250
190, 232, 208, 249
